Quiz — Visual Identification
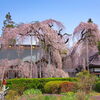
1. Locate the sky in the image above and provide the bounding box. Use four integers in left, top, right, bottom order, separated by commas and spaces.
0, 0, 100, 35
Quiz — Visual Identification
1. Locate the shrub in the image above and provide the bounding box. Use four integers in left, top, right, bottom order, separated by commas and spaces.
60, 81, 75, 93
76, 91, 90, 100
76, 70, 96, 93
11, 83, 26, 95
23, 89, 42, 95
94, 81, 100, 92
44, 81, 63, 93
5, 90, 19, 100
6, 77, 76, 94
44, 81, 75, 94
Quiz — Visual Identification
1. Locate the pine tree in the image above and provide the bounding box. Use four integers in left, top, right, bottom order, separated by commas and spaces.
2, 12, 16, 45
3, 12, 15, 28
87, 18, 93, 23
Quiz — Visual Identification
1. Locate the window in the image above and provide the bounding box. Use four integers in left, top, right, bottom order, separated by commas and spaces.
94, 68, 100, 72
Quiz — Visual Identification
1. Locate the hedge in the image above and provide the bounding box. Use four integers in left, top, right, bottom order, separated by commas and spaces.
6, 77, 76, 95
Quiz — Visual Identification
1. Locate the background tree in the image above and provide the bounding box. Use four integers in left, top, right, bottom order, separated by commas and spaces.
2, 12, 16, 47
2, 19, 68, 78
73, 18, 100, 45
3, 12, 15, 28
72, 18, 100, 70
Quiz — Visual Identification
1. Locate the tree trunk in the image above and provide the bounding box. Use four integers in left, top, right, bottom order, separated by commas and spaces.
86, 39, 89, 71
30, 35, 33, 78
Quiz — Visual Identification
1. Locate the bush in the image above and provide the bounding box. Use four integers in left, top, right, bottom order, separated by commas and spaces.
60, 81, 75, 93
44, 81, 75, 94
44, 81, 63, 93
76, 70, 96, 93
6, 77, 76, 94
10, 83, 26, 95
94, 81, 100, 92
5, 90, 19, 100
76, 91, 90, 100
23, 89, 42, 95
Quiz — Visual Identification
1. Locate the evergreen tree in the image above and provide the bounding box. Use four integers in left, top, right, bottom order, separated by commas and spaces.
87, 18, 93, 23
3, 12, 15, 28
2, 12, 16, 45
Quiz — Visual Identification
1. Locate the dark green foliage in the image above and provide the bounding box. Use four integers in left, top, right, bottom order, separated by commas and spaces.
3, 12, 15, 28
94, 81, 100, 92
96, 77, 100, 81
2, 12, 16, 46
6, 78, 76, 95
87, 18, 93, 23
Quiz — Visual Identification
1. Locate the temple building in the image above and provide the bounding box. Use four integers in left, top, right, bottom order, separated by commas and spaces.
89, 53, 100, 77
0, 44, 41, 60
0, 41, 43, 79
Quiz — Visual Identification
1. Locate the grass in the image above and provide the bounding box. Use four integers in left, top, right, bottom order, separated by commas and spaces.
20, 95, 76, 100
5, 91, 100, 100
89, 91, 100, 96
19, 91, 100, 100
19, 93, 91, 100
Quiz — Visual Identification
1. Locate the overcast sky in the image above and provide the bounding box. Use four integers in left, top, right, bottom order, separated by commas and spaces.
0, 0, 100, 35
